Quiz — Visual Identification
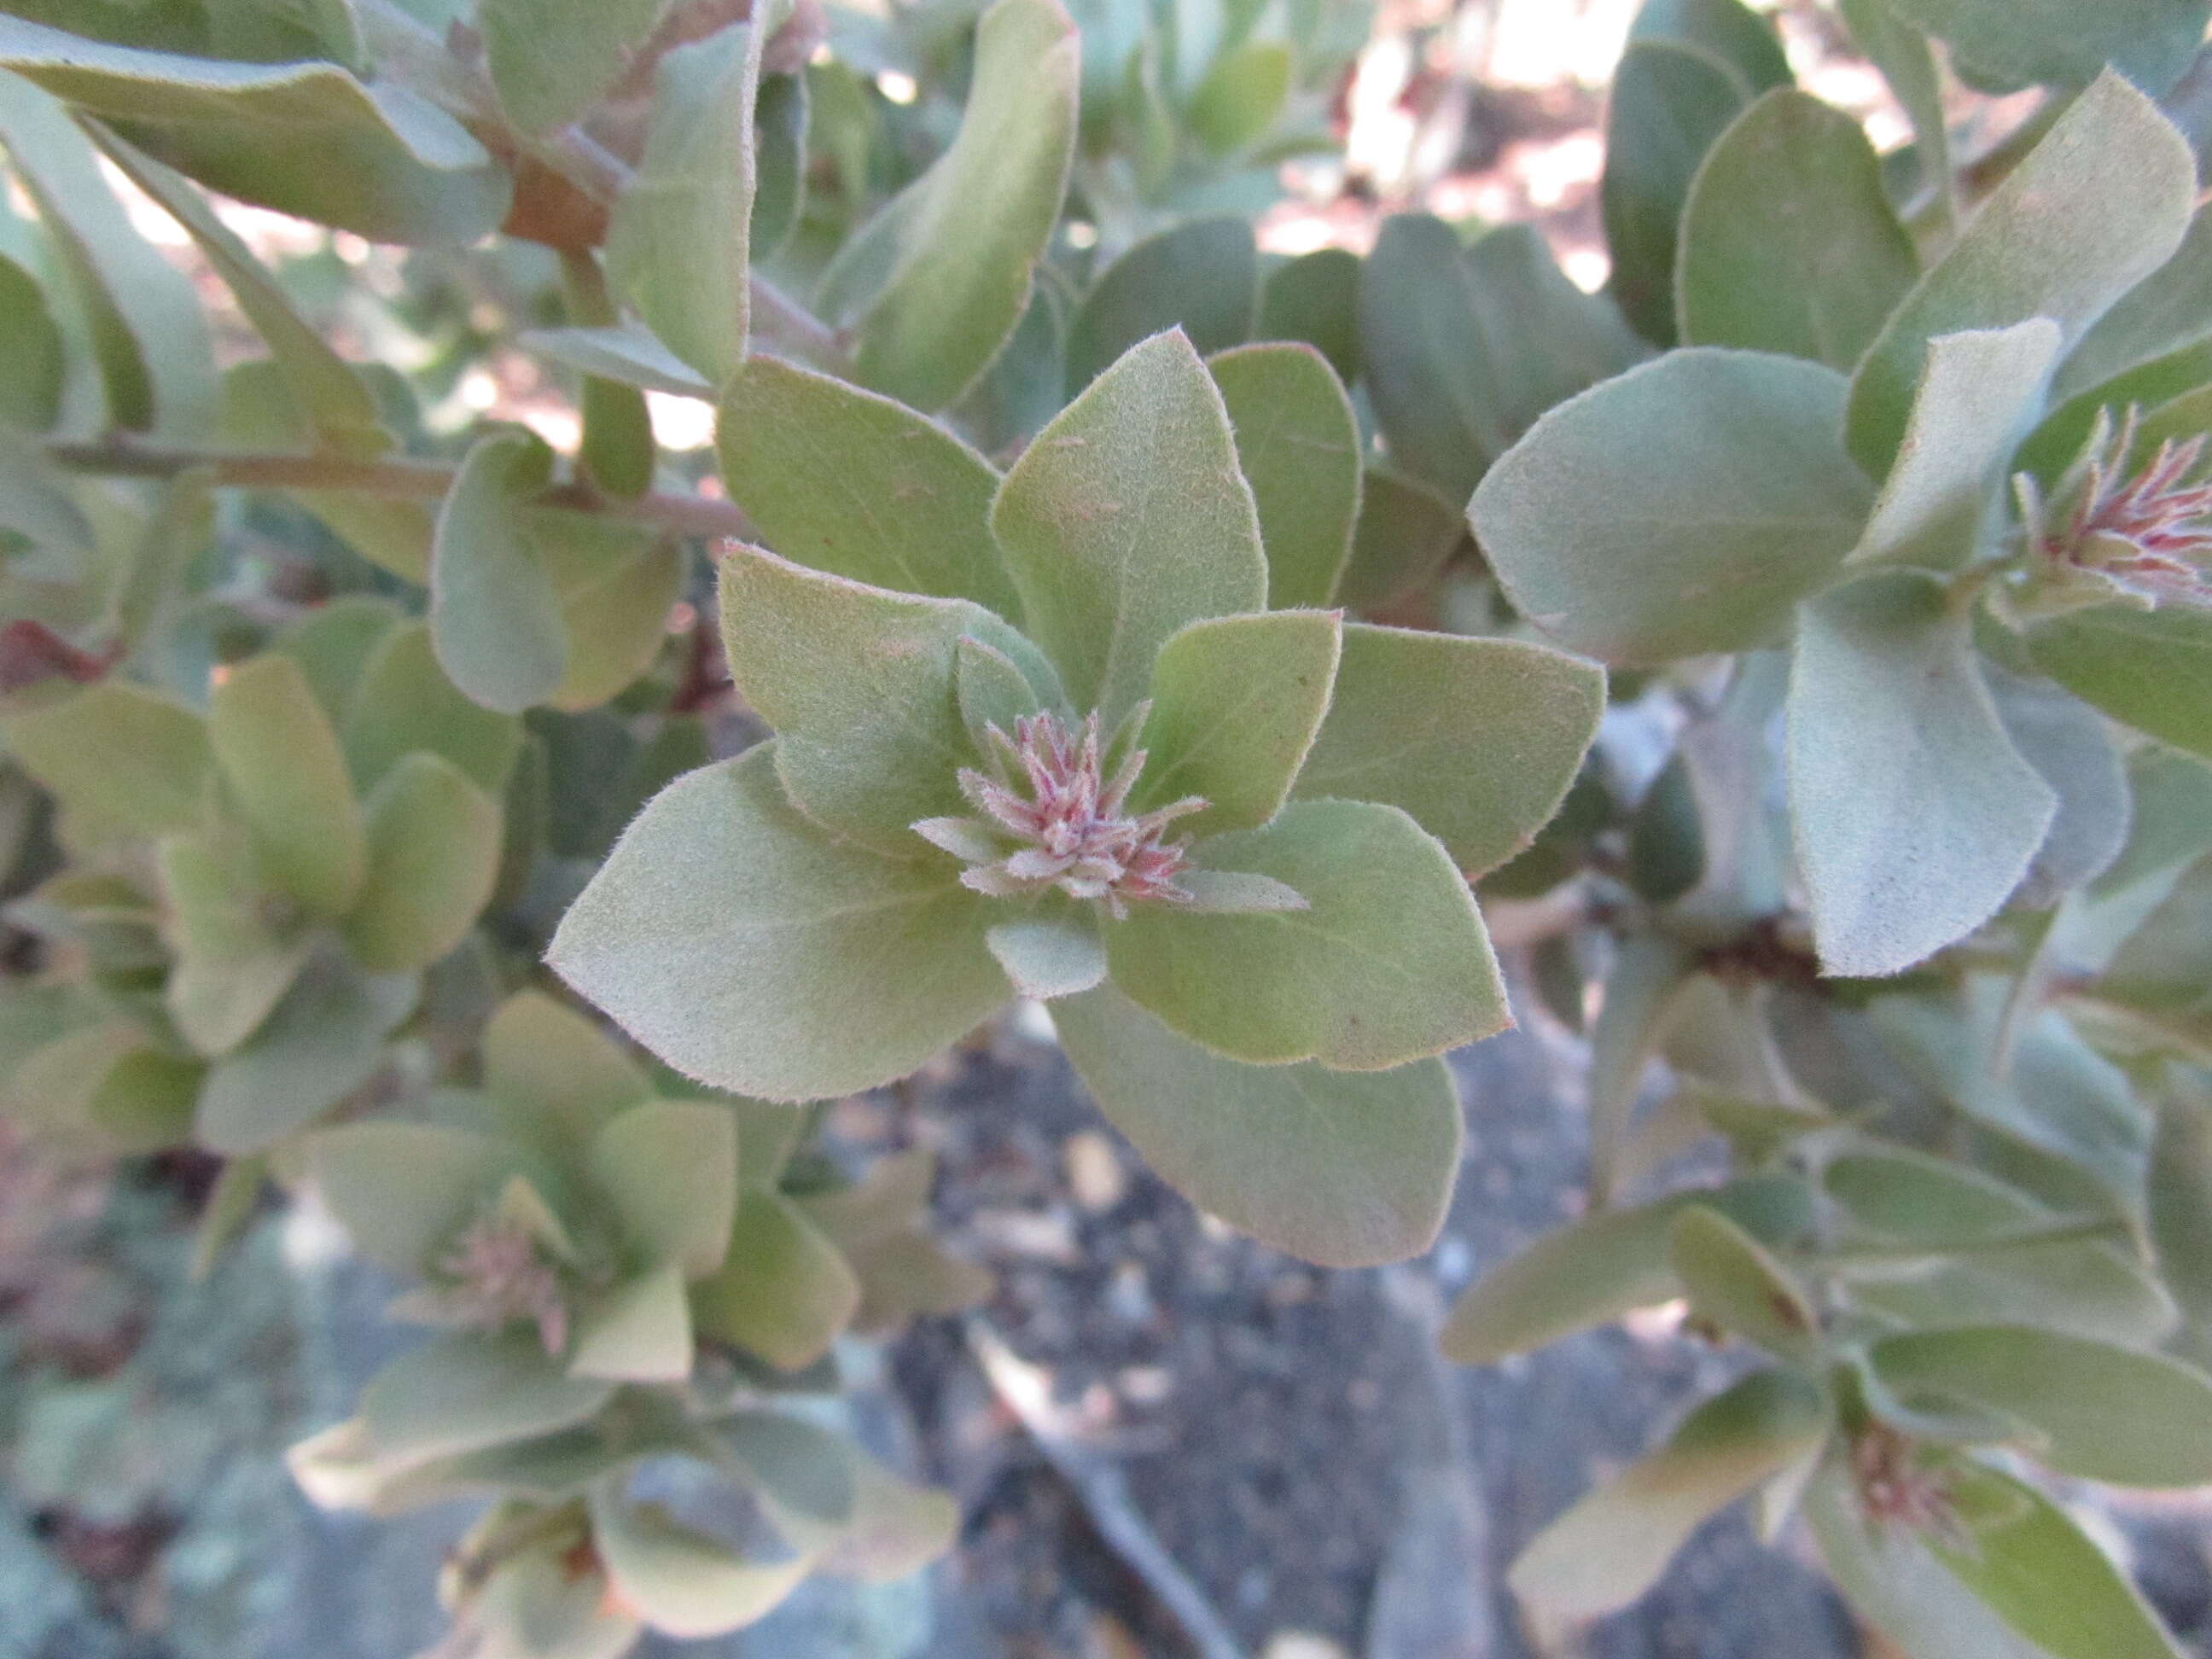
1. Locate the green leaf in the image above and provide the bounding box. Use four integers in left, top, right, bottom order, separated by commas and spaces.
311, 1120, 515, 1277
1825, 1144, 2174, 1346
1334, 468, 1464, 612
1354, 213, 1505, 502
0, 253, 63, 431
818, 0, 1079, 411
1669, 1207, 1820, 1362
714, 1411, 858, 1545
1471, 349, 1872, 666
341, 753, 502, 974
1837, 0, 1954, 226
548, 744, 1008, 1102
589, 1100, 738, 1278
523, 323, 714, 399
1293, 625, 1605, 876
1678, 90, 1918, 368
1869, 1324, 2212, 1485
589, 1483, 813, 1638
714, 355, 1018, 617
273, 597, 402, 728
85, 1045, 201, 1151
749, 72, 807, 262
1507, 1371, 1828, 1632
1438, 1174, 1817, 1363
539, 520, 683, 713
558, 249, 655, 502
2027, 606, 2212, 761
0, 71, 216, 434
483, 989, 652, 1145
0, 15, 509, 243
159, 830, 311, 1055
1208, 343, 1360, 609
1628, 0, 1792, 94
1848, 73, 2195, 476
569, 1260, 695, 1382
357, 1331, 614, 1465
1787, 572, 2056, 976
210, 652, 365, 917
1065, 217, 1259, 396
716, 544, 1034, 855
1984, 661, 2132, 905
1185, 38, 1290, 155
990, 329, 1266, 722
690, 1188, 860, 1371
480, 0, 667, 133
1107, 800, 1505, 1069
1848, 321, 2061, 571
89, 127, 384, 453
429, 430, 568, 716
2054, 206, 2212, 404
1132, 609, 1340, 836
343, 620, 524, 797
1930, 1463, 2188, 1659
1887, 0, 2212, 96
1051, 983, 1462, 1268
2152, 1082, 2212, 1341
986, 911, 1107, 1000
1259, 246, 1360, 384
4, 682, 211, 840
195, 946, 416, 1153
605, 20, 764, 387
1601, 42, 1749, 346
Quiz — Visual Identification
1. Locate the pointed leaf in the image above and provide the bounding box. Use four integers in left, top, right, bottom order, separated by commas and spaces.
1788, 572, 2055, 976
483, 990, 653, 1143
1439, 1174, 1818, 1363
991, 329, 1266, 721
1984, 662, 2132, 906
358, 1331, 613, 1465
523, 323, 714, 399
1678, 89, 1918, 368
569, 1260, 695, 1382
1849, 321, 2061, 570
1848, 73, 2195, 476
819, 0, 1078, 410
548, 745, 1007, 1101
589, 1100, 739, 1278
1066, 217, 1258, 395
1051, 983, 1463, 1268
210, 653, 366, 917
1106, 800, 1505, 1069
1472, 348, 1872, 666
2055, 206, 2212, 404
716, 355, 1017, 615
1508, 1371, 1828, 1630
690, 1189, 860, 1371
1294, 625, 1604, 877
1132, 609, 1339, 836
604, 20, 764, 386
715, 544, 1037, 855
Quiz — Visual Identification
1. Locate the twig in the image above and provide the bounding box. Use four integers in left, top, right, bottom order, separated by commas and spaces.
965, 1320, 1247, 1659
46, 438, 754, 542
